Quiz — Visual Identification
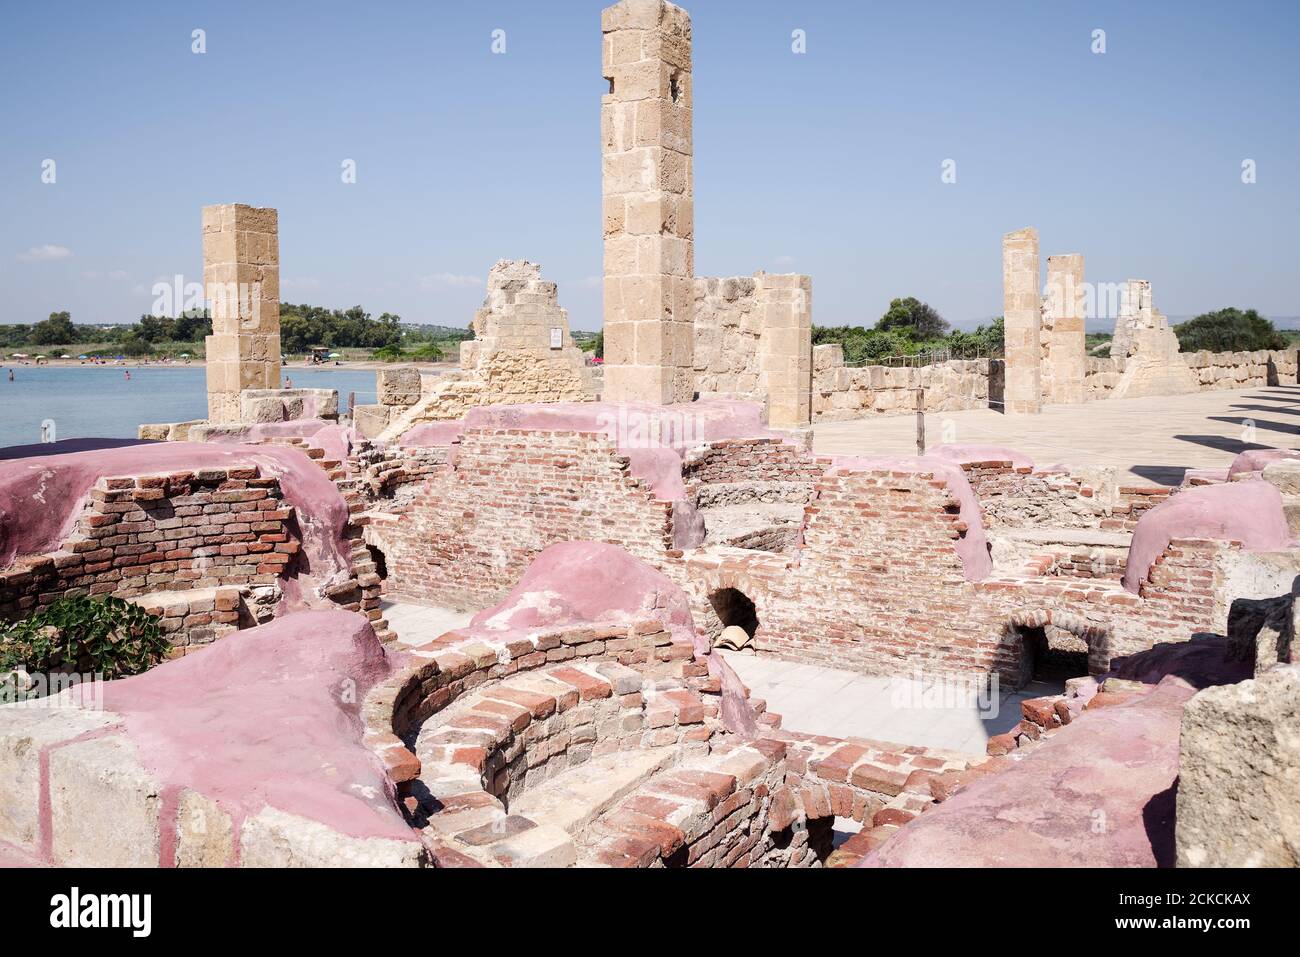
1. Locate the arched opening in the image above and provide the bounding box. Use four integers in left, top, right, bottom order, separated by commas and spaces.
709, 587, 759, 648
1015, 623, 1091, 689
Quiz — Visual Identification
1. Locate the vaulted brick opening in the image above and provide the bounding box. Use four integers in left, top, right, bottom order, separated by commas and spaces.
1016, 624, 1090, 687
709, 587, 759, 639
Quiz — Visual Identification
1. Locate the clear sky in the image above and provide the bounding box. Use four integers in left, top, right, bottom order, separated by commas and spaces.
2, 0, 1297, 332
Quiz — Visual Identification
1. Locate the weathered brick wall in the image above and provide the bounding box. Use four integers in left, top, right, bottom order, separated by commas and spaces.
956, 461, 1172, 532
683, 437, 822, 509
681, 468, 1228, 681
812, 345, 994, 420
378, 429, 675, 610
0, 468, 294, 617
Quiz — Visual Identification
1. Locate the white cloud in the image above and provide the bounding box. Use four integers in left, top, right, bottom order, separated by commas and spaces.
419, 272, 483, 289
19, 244, 73, 262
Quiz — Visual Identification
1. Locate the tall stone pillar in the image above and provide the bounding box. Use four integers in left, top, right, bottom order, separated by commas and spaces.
756, 273, 813, 428
1002, 227, 1041, 414
1042, 253, 1085, 405
203, 204, 280, 423
601, 0, 695, 405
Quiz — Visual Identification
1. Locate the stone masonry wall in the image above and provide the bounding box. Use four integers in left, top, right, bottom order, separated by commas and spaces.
811, 345, 993, 420
1086, 349, 1298, 401
693, 273, 813, 426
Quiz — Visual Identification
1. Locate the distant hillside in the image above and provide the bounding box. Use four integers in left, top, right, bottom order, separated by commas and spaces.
401, 322, 472, 339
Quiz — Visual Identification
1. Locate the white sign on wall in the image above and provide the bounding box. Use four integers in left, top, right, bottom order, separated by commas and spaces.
549, 327, 563, 349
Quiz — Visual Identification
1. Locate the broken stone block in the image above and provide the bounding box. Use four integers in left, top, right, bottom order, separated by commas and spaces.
1227, 594, 1292, 669
238, 805, 426, 867
1175, 664, 1300, 867
377, 367, 423, 407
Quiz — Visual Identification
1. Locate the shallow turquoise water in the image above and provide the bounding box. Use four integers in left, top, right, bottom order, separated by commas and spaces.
0, 365, 380, 449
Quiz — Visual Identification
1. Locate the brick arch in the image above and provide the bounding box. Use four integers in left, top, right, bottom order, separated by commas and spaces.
1003, 607, 1112, 685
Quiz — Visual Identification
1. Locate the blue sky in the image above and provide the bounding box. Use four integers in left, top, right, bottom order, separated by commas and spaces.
1, 0, 1297, 332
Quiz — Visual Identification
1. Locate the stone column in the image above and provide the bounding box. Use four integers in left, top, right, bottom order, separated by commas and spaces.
756, 273, 813, 428
203, 204, 280, 423
1002, 227, 1041, 414
601, 0, 695, 405
1042, 253, 1085, 405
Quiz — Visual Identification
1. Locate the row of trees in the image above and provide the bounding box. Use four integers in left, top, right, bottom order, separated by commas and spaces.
813, 299, 1290, 367
1, 305, 475, 359
813, 297, 1004, 365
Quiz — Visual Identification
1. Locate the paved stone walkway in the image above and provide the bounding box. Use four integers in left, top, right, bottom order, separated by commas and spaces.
721, 651, 1058, 756
812, 384, 1300, 486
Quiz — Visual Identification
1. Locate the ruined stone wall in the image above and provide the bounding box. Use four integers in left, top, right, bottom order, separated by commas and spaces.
377, 430, 675, 611
1086, 348, 1297, 400
376, 263, 596, 442
811, 345, 993, 420
691, 273, 813, 426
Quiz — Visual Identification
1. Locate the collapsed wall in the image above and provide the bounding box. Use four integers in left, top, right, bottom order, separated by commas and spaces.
370, 403, 1279, 683
371, 262, 597, 440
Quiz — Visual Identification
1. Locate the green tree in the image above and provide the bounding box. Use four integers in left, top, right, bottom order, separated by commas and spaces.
30, 311, 75, 345
876, 297, 950, 339
1174, 308, 1284, 353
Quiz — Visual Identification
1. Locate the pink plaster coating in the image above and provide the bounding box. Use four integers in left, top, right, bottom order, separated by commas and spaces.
461, 540, 706, 655
0, 440, 352, 586
98, 609, 415, 846
862, 639, 1250, 868
1121, 480, 1290, 593
453, 540, 761, 732
1227, 447, 1300, 479
397, 399, 786, 502
826, 454, 992, 581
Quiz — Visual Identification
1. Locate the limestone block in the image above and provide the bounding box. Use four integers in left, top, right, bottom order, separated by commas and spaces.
0, 708, 118, 849
48, 733, 162, 867
1175, 664, 1300, 867
238, 805, 426, 867
377, 366, 423, 406
175, 789, 235, 867
352, 404, 392, 439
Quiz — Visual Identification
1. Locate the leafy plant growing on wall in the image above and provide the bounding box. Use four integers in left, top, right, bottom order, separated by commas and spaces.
0, 595, 170, 696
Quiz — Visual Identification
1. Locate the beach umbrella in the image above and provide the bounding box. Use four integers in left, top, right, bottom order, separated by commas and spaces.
328, 352, 342, 358
78, 355, 88, 360
179, 352, 191, 357
60, 354, 72, 359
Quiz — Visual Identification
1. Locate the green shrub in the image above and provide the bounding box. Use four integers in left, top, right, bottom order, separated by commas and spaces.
1174, 308, 1285, 353
0, 595, 170, 694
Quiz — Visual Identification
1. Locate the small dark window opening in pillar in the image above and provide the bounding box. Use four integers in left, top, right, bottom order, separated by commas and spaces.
710, 587, 759, 638
367, 544, 389, 581
669, 71, 681, 103
607, 77, 615, 95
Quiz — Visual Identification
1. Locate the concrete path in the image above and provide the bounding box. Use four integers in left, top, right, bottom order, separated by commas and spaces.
812, 383, 1300, 487
381, 600, 475, 647
721, 651, 1059, 756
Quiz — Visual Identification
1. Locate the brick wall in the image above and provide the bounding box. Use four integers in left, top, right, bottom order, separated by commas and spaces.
378, 429, 675, 611
0, 468, 295, 626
